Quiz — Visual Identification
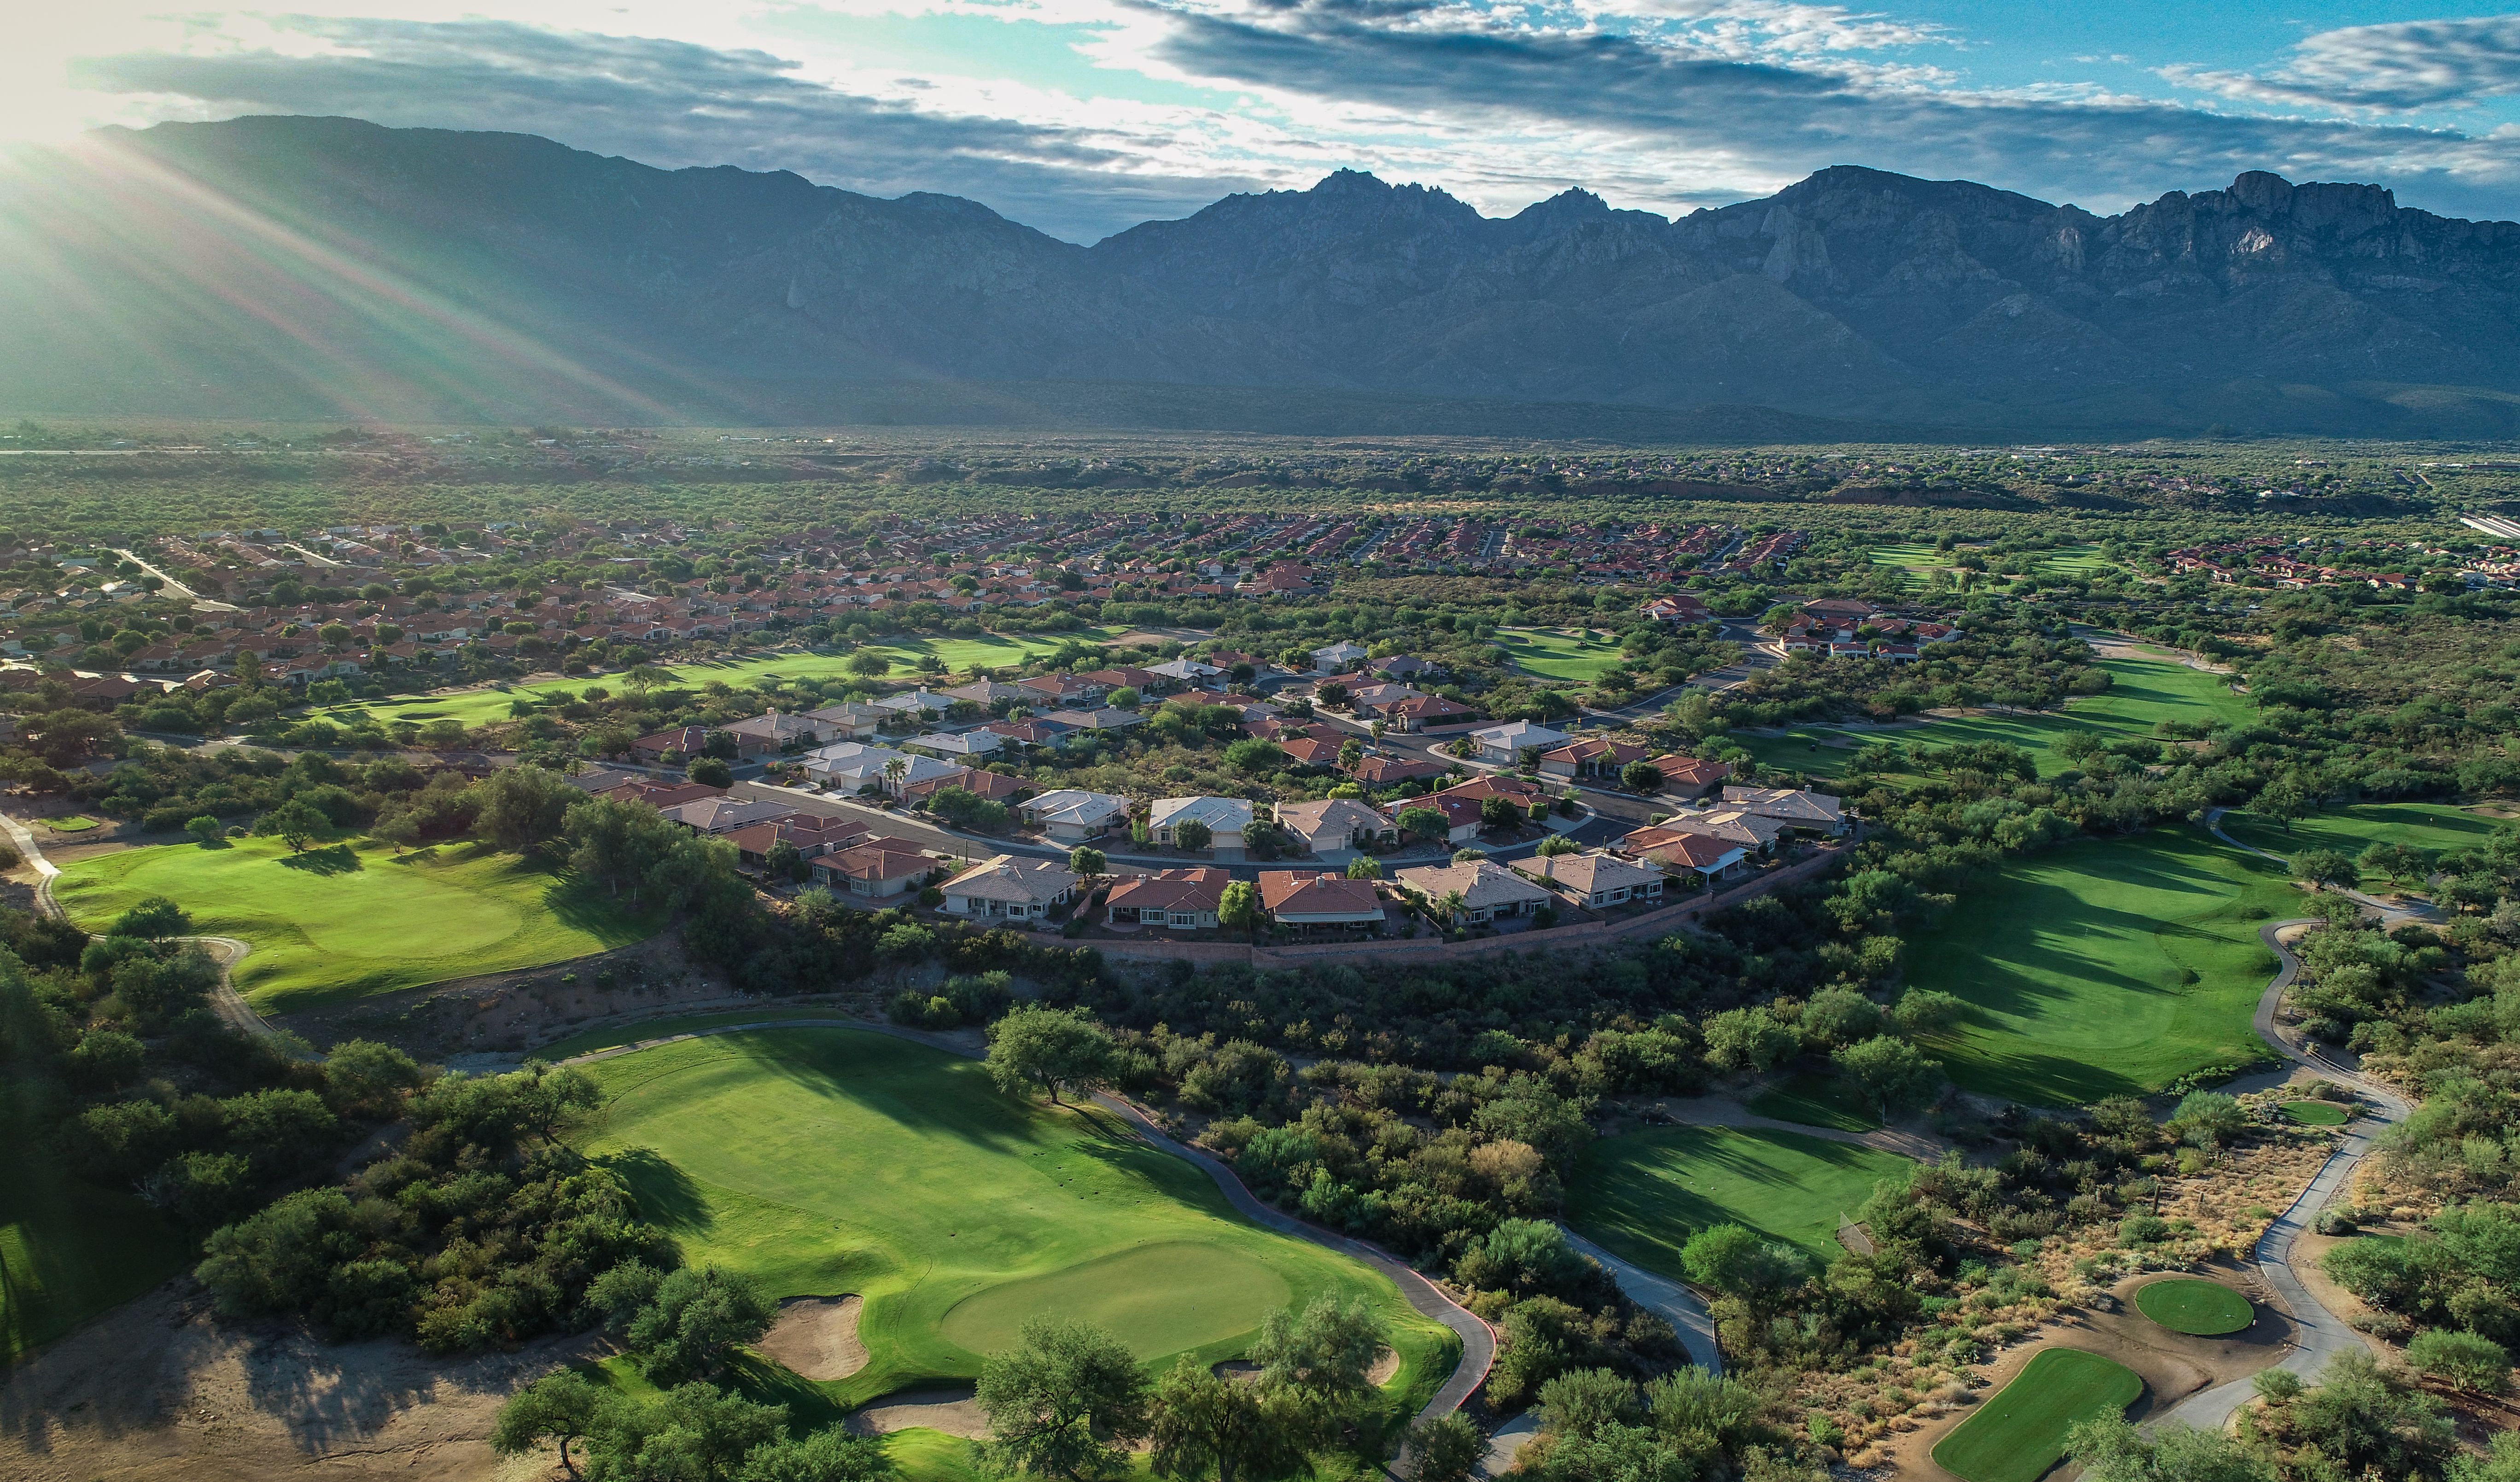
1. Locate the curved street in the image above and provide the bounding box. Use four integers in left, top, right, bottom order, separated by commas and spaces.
2159, 918, 2413, 1432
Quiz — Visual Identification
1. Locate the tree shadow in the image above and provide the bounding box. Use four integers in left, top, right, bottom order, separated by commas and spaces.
598, 1146, 716, 1236
277, 844, 363, 875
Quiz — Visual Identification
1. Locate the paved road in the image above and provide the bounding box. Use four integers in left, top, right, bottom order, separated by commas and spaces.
1558, 1229, 1721, 1373
2158, 918, 2413, 1432
562, 1016, 1498, 1429
111, 546, 236, 610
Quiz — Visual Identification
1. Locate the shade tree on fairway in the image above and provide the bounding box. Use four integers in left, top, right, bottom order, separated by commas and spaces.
1830, 1035, 1943, 1122
491, 1371, 605, 1477
976, 1317, 1152, 1482
496, 1374, 888, 1482
986, 1005, 1118, 1105
589, 1260, 777, 1383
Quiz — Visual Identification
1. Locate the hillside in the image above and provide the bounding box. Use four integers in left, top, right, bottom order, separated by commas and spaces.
5, 115, 2520, 436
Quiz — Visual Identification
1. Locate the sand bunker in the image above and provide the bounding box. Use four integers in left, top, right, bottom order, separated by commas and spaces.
1212, 1351, 1402, 1386
757, 1295, 869, 1382
848, 1387, 989, 1439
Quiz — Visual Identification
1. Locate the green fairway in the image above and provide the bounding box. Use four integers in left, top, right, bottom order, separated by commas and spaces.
2135, 1278, 2254, 1336
52, 837, 665, 1011
1904, 828, 2294, 1106
2281, 1099, 2350, 1127
1738, 653, 2247, 784
1744, 1073, 1879, 1132
1567, 1125, 1913, 1274
1493, 627, 1628, 681
0, 1133, 189, 1364
571, 1029, 1455, 1407
2217, 801, 2502, 885
1932, 1348, 2143, 1482
313, 629, 1128, 729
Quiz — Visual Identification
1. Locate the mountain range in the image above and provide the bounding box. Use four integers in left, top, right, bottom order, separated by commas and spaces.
6, 114, 2520, 438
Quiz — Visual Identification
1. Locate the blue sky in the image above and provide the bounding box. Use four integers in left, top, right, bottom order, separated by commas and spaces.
12, 0, 2520, 240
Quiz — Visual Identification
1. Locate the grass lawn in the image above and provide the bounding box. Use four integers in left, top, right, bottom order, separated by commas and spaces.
1902, 828, 2296, 1106
2218, 801, 2504, 889
313, 629, 1130, 729
44, 816, 100, 832
0, 1128, 189, 1364
1744, 1072, 1879, 1132
1736, 654, 2248, 783
570, 1029, 1456, 1410
1567, 1125, 1913, 1275
2282, 1100, 2350, 1127
1493, 627, 1628, 682
52, 837, 665, 1011
1932, 1348, 2143, 1482
2135, 1279, 2254, 1336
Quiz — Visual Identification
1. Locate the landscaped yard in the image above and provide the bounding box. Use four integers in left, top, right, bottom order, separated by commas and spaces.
1903, 828, 2295, 1106
569, 1028, 1457, 1410
1931, 1347, 2143, 1482
314, 628, 1129, 730
1567, 1125, 1913, 1273
2134, 1278, 2254, 1336
52, 837, 665, 1011
0, 1128, 188, 1364
1736, 653, 2249, 783
1493, 627, 1628, 681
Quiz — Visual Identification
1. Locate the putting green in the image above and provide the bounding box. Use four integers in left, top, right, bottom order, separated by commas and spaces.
1931, 1348, 2143, 1482
44, 816, 99, 832
51, 837, 665, 1011
2281, 1099, 2350, 1127
1905, 828, 2297, 1106
1568, 1124, 1913, 1272
571, 1028, 1455, 1406
1493, 628, 1628, 682
1738, 653, 2246, 783
2135, 1279, 2254, 1336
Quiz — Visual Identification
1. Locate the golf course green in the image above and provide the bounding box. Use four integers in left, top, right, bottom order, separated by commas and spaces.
569, 1028, 1456, 1407
2135, 1279, 2254, 1336
1493, 627, 1628, 681
1932, 1348, 2143, 1482
2281, 1099, 2351, 1127
52, 837, 665, 1011
1738, 652, 2247, 783
1904, 828, 2295, 1106
1568, 1125, 1913, 1272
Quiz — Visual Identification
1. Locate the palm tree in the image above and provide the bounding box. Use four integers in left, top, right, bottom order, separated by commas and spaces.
883, 756, 908, 797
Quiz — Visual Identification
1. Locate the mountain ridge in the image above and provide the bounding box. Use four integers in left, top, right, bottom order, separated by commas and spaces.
5, 114, 2520, 437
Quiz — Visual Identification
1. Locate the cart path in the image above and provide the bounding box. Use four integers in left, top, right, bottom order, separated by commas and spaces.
2158, 919, 2413, 1432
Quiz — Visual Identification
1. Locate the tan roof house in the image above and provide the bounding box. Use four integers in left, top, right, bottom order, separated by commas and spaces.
940, 854, 1079, 926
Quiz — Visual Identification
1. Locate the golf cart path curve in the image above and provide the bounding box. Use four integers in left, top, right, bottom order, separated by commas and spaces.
2158, 918, 2412, 1433
2, 810, 292, 1050
2202, 807, 2435, 924
560, 1016, 1500, 1425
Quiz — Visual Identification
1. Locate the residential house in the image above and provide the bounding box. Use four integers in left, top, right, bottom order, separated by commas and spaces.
1721, 785, 1848, 835
1147, 657, 1223, 688
1622, 829, 1747, 885
721, 814, 866, 868
1648, 754, 1731, 799
1633, 808, 1787, 854
1149, 796, 1254, 847
1469, 720, 1572, 764
1395, 860, 1553, 924
1385, 695, 1480, 732
660, 796, 797, 834
1639, 594, 1712, 624
811, 843, 937, 898
905, 730, 1004, 760
1440, 774, 1550, 820
1344, 682, 1424, 720
1348, 754, 1449, 788
590, 778, 723, 811
1103, 867, 1230, 930
1385, 790, 1482, 845
872, 688, 960, 719
1041, 706, 1144, 733
1538, 736, 1650, 782
1310, 640, 1370, 673
1018, 673, 1107, 708
1020, 789, 1132, 842
1079, 666, 1162, 695
802, 742, 964, 795
940, 855, 1079, 926
1279, 736, 1344, 770
943, 680, 1029, 710
723, 711, 823, 754
1273, 797, 1397, 855
805, 701, 887, 740
1371, 655, 1444, 683
1529, 851, 1665, 909
1258, 872, 1385, 930
632, 724, 712, 763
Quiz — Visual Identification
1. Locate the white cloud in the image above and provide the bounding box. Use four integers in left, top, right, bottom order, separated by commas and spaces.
2167, 14, 2520, 114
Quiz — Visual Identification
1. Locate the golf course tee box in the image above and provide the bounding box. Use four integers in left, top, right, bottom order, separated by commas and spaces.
1931, 1347, 2143, 1482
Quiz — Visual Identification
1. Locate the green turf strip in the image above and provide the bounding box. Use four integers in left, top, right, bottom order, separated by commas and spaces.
1932, 1348, 2144, 1482
1735, 653, 2248, 784
1903, 827, 2296, 1106
2135, 1278, 2254, 1336
1568, 1125, 1913, 1270
2281, 1100, 2350, 1127
2216, 802, 2502, 896
44, 816, 99, 832
1744, 1072, 1879, 1132
1491, 627, 1628, 681
0, 1120, 188, 1364
570, 1028, 1455, 1409
51, 836, 665, 1011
